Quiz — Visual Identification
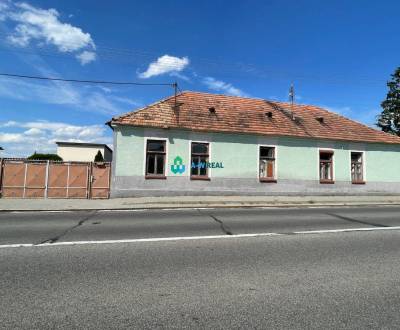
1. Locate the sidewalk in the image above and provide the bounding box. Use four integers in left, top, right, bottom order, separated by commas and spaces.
1, 195, 400, 211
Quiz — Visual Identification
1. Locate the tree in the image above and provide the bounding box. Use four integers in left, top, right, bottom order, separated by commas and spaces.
377, 67, 400, 135
94, 150, 104, 162
27, 152, 63, 161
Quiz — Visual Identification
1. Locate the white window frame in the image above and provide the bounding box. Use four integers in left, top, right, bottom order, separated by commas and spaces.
188, 140, 212, 178
349, 150, 366, 183
318, 148, 335, 182
258, 144, 278, 181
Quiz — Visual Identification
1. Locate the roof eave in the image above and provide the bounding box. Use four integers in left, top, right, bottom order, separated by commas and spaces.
113, 123, 400, 145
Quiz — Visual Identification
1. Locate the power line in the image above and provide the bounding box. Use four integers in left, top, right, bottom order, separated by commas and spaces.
0, 35, 387, 87
0, 72, 175, 86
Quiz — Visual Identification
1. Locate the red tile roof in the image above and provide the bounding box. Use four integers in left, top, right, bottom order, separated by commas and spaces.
110, 91, 400, 144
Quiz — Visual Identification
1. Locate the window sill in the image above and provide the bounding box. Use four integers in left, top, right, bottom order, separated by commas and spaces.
190, 176, 210, 181
320, 180, 335, 184
259, 178, 277, 183
145, 175, 166, 180
352, 181, 366, 185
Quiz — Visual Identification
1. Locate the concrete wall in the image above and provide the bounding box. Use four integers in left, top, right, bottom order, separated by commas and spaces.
111, 126, 400, 197
103, 147, 113, 162
57, 145, 112, 162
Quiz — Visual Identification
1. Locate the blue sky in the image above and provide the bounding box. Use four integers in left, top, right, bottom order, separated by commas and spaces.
0, 0, 399, 157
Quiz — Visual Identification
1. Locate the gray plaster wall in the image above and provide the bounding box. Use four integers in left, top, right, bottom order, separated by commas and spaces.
111, 176, 400, 197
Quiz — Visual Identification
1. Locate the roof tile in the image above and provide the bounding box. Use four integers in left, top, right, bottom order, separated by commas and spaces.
110, 91, 400, 144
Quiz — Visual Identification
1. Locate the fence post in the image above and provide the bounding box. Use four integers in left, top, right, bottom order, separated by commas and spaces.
87, 162, 93, 199
66, 163, 70, 198
0, 158, 3, 198
44, 160, 50, 199
107, 163, 111, 199
22, 162, 28, 199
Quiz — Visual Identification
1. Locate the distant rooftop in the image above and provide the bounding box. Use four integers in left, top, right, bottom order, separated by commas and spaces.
55, 141, 112, 153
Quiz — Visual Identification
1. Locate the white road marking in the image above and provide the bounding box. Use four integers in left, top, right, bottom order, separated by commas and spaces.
0, 243, 34, 248
2, 204, 400, 214
7, 210, 75, 214
1, 226, 400, 249
294, 226, 400, 234
97, 209, 150, 213
36, 232, 281, 247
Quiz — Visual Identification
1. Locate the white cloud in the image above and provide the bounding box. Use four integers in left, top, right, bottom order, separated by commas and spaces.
24, 127, 44, 136
0, 1, 9, 21
0, 133, 25, 143
202, 77, 247, 97
109, 95, 141, 107
138, 55, 189, 79
76, 50, 96, 65
0, 76, 140, 116
321, 105, 378, 127
97, 86, 112, 93
0, 76, 81, 105
85, 92, 122, 115
170, 71, 191, 82
324, 106, 352, 117
3, 2, 96, 64
0, 120, 112, 157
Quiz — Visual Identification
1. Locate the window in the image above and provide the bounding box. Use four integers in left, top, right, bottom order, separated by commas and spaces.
191, 142, 209, 179
259, 146, 276, 182
145, 140, 166, 178
351, 152, 364, 183
319, 151, 334, 183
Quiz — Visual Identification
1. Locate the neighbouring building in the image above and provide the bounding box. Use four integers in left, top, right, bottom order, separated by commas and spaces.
56, 142, 112, 162
108, 91, 400, 197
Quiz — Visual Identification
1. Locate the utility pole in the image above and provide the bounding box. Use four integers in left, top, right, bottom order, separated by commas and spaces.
173, 81, 178, 108
289, 83, 295, 120
289, 83, 295, 105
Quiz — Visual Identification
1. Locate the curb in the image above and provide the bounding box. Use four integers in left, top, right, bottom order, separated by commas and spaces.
1, 202, 400, 212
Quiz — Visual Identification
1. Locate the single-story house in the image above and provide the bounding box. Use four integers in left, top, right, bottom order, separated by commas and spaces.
108, 91, 400, 197
56, 142, 112, 162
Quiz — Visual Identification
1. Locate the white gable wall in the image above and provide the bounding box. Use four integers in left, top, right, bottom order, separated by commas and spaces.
57, 145, 112, 162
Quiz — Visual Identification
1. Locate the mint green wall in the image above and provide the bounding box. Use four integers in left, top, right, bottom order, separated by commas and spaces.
366, 147, 400, 182
167, 130, 191, 176
114, 126, 144, 176
114, 126, 400, 182
211, 134, 258, 178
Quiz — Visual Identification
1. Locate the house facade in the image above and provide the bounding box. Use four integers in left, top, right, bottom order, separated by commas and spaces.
109, 91, 400, 197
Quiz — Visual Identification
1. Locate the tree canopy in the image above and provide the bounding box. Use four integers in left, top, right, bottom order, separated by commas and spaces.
94, 150, 104, 162
377, 67, 400, 135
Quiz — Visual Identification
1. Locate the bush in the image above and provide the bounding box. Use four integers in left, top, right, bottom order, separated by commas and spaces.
27, 152, 63, 161
94, 150, 104, 162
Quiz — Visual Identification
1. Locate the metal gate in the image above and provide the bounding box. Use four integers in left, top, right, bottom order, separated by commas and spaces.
0, 159, 111, 199
90, 163, 111, 199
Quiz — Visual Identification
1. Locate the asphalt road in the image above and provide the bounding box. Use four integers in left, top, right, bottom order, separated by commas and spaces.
1, 206, 400, 244
1, 207, 400, 329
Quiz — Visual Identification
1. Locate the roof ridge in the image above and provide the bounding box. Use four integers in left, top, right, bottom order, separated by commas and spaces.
181, 90, 315, 108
